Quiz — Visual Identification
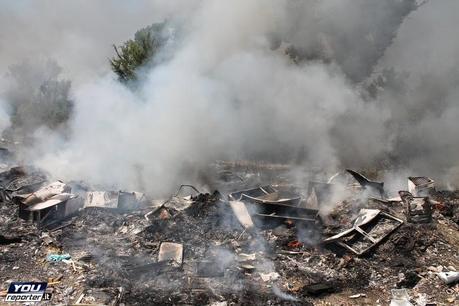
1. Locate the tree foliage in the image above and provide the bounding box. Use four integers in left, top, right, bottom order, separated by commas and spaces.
5, 59, 73, 138
110, 22, 169, 82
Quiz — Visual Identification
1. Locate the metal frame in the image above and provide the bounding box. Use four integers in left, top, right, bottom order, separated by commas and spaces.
324, 210, 403, 255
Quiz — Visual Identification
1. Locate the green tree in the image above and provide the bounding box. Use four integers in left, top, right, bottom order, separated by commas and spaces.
110, 22, 170, 82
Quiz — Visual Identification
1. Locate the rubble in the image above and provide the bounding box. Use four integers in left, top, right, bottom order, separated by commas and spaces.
259, 272, 280, 282
229, 185, 301, 206
196, 260, 225, 277
162, 184, 200, 211
408, 176, 435, 197
19, 193, 81, 223
399, 191, 433, 223
347, 169, 385, 198
12, 180, 83, 225
323, 209, 403, 255
229, 200, 254, 230
23, 181, 70, 205
229, 185, 320, 227
84, 190, 144, 210
390, 288, 412, 306
0, 166, 46, 202
303, 282, 335, 296
306, 181, 335, 208
158, 242, 183, 267
0, 164, 458, 305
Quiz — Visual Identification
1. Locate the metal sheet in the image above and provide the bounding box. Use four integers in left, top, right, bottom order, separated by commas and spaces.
323, 209, 403, 255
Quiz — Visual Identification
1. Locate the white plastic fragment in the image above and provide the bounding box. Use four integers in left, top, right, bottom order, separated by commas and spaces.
390, 289, 413, 306
259, 272, 280, 282
437, 271, 459, 284
229, 201, 254, 229
237, 253, 256, 262
210, 301, 227, 306
349, 293, 366, 298
415, 293, 427, 306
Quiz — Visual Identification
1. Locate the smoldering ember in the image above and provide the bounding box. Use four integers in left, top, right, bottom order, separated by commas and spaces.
1, 1, 459, 306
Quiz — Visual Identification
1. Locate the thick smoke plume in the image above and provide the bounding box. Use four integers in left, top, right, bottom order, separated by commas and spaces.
1, 0, 458, 195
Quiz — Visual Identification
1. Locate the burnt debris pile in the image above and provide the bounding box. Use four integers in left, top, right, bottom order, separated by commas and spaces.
0, 159, 458, 305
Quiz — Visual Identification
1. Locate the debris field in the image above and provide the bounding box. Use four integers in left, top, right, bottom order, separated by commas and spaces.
0, 158, 458, 305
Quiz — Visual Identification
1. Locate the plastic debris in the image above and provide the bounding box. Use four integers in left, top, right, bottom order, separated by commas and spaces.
437, 271, 459, 284
237, 253, 256, 262
414, 293, 427, 306
349, 293, 366, 299
229, 201, 254, 229
259, 272, 280, 282
47, 254, 72, 262
390, 289, 413, 306
158, 242, 183, 267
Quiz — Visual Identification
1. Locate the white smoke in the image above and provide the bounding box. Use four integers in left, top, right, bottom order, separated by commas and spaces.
0, 0, 201, 85
30, 0, 389, 195
1, 0, 458, 194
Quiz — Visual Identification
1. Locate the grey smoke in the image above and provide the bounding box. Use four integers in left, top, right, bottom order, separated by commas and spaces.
278, 0, 420, 82
1, 0, 458, 195
3, 58, 73, 140
0, 97, 9, 136
272, 285, 299, 302
373, 0, 459, 185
